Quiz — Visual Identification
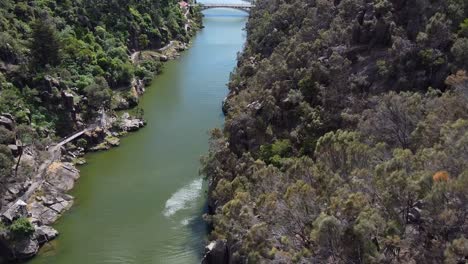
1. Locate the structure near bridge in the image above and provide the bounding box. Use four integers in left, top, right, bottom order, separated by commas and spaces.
198, 3, 254, 12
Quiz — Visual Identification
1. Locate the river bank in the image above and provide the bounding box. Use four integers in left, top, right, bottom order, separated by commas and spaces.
26, 8, 247, 264
0, 33, 197, 263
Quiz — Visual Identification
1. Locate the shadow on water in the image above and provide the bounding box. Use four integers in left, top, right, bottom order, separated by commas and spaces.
186, 198, 210, 261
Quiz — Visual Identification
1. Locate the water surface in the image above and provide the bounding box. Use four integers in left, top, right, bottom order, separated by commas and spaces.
30, 8, 247, 264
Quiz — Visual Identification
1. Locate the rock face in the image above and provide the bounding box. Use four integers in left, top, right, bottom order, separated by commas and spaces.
35, 225, 58, 245
26, 161, 78, 227
120, 112, 146, 132
45, 162, 80, 192
1, 200, 28, 224
202, 240, 230, 264
0, 88, 148, 262
114, 96, 130, 110
222, 97, 229, 115
12, 238, 39, 260
0, 115, 14, 130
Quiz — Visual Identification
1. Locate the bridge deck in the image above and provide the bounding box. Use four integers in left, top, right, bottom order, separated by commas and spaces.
198, 3, 254, 10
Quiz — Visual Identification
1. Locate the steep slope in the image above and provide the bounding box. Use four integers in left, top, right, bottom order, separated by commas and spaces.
0, 0, 202, 261
203, 0, 468, 263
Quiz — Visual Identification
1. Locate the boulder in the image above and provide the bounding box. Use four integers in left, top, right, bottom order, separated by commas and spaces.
246, 100, 262, 111
0, 115, 14, 130
114, 97, 130, 110
13, 238, 39, 260
49, 202, 67, 213
222, 97, 229, 115
160, 55, 169, 62
202, 240, 229, 264
122, 119, 144, 131
61, 91, 75, 111
176, 45, 187, 52
119, 113, 145, 132
44, 75, 61, 91
30, 202, 59, 226
45, 162, 80, 192
35, 225, 58, 245
8, 144, 21, 157
105, 136, 120, 147
1, 200, 28, 223
7, 185, 21, 196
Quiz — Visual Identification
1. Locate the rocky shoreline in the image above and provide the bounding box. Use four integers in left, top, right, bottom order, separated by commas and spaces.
0, 41, 190, 262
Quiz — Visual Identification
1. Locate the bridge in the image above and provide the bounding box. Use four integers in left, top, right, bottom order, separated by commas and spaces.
198, 3, 254, 12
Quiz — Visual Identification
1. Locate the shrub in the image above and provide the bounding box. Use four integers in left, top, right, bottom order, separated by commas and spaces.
0, 127, 14, 144
9, 218, 35, 237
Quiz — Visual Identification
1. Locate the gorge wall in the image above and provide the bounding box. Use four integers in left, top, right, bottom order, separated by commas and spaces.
203, 0, 468, 263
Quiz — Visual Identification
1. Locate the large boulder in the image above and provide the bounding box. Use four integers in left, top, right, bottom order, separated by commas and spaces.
35, 225, 58, 245
119, 113, 145, 132
12, 238, 39, 260
222, 96, 229, 115
44, 75, 61, 91
45, 162, 79, 192
113, 96, 130, 110
202, 240, 230, 264
1, 200, 28, 224
61, 91, 76, 112
0, 115, 14, 130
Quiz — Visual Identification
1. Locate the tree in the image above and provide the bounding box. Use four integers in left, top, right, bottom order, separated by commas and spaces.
311, 213, 343, 260
444, 236, 468, 264
0, 126, 14, 144
359, 92, 423, 149
84, 77, 112, 111
30, 18, 61, 68
451, 38, 468, 69
0, 145, 14, 181
14, 124, 37, 177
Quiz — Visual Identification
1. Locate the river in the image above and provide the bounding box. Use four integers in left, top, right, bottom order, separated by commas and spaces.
29, 8, 247, 264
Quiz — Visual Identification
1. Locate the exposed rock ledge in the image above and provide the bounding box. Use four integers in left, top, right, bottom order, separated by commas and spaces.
0, 113, 145, 261
0, 162, 78, 260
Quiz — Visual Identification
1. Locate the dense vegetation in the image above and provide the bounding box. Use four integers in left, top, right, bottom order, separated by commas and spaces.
0, 0, 201, 207
0, 0, 199, 132
203, 0, 468, 263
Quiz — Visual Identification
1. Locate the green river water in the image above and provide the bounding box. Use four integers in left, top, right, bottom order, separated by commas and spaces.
29, 8, 247, 264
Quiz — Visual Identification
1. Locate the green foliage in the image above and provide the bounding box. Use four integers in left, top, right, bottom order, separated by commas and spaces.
76, 138, 87, 149
0, 127, 14, 144
0, 144, 14, 180
459, 19, 468, 37
0, 0, 200, 139
9, 217, 35, 237
84, 77, 112, 111
451, 38, 468, 68
259, 139, 291, 166
16, 124, 37, 146
204, 0, 468, 262
30, 18, 61, 68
